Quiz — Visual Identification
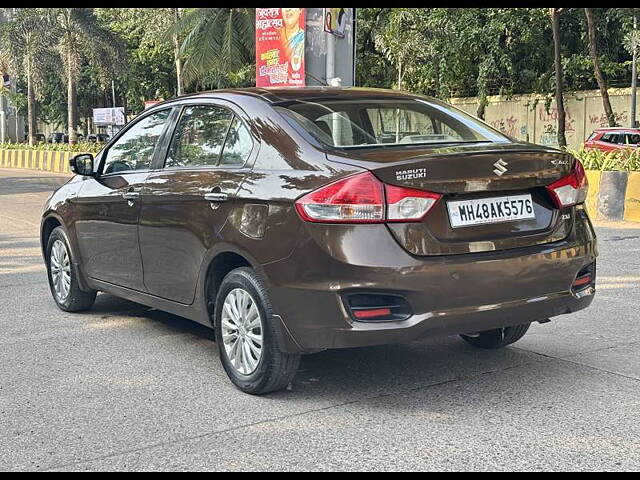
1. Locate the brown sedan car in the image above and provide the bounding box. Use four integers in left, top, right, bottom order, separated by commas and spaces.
41, 87, 597, 394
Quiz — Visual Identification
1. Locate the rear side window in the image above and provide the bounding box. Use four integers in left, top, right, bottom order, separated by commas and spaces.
165, 106, 233, 168
628, 133, 640, 145
220, 116, 254, 166
601, 133, 620, 144
103, 109, 171, 174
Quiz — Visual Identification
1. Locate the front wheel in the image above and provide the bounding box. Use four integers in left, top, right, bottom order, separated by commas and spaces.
46, 226, 96, 312
460, 323, 531, 349
214, 267, 300, 395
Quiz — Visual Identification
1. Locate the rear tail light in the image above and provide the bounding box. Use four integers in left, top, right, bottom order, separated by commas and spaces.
546, 159, 588, 208
295, 172, 441, 223
385, 184, 441, 222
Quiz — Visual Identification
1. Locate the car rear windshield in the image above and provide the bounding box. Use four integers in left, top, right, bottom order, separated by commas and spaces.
274, 97, 510, 149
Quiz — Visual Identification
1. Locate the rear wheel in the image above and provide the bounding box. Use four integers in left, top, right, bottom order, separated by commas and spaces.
46, 227, 96, 312
214, 267, 300, 395
460, 323, 531, 349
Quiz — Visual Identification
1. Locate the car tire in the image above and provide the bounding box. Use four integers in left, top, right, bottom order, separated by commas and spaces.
460, 323, 531, 349
46, 226, 97, 312
214, 267, 300, 395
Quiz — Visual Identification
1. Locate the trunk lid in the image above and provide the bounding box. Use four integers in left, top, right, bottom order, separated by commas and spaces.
327, 142, 575, 256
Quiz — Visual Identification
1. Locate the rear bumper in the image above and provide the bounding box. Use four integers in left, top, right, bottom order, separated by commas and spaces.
263, 207, 598, 353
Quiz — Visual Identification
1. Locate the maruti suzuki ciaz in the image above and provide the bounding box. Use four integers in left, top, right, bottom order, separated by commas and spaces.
41, 87, 597, 394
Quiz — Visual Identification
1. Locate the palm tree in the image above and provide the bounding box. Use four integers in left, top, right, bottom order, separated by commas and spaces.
0, 8, 52, 145
50, 8, 123, 144
585, 8, 617, 127
171, 8, 254, 89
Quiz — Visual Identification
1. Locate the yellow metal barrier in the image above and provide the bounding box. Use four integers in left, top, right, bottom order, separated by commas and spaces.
0, 149, 72, 174
624, 172, 640, 222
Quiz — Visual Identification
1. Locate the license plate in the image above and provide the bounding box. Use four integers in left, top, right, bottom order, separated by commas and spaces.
447, 194, 535, 228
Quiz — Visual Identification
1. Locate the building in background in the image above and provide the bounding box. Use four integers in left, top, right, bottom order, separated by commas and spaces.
0, 9, 25, 143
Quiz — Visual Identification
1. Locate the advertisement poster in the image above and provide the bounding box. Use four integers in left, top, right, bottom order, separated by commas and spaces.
323, 8, 348, 37
92, 107, 126, 126
255, 8, 305, 87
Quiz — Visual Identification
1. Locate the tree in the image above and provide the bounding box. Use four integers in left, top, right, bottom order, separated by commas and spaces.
373, 9, 430, 91
172, 9, 184, 96
50, 8, 123, 144
96, 8, 177, 112
0, 8, 52, 145
585, 8, 617, 127
550, 8, 567, 148
126, 8, 186, 95
171, 8, 255, 89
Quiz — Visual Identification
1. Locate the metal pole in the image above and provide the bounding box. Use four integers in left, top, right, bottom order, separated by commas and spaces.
111, 80, 116, 108
632, 15, 638, 128
0, 111, 5, 144
326, 31, 336, 85
0, 93, 5, 143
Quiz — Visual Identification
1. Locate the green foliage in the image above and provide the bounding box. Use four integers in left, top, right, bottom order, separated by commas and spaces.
357, 8, 637, 98
95, 8, 178, 113
567, 147, 640, 171
0, 142, 103, 153
172, 8, 255, 89
2, 7, 640, 144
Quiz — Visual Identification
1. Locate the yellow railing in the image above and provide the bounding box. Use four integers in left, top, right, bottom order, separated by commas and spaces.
0, 149, 73, 174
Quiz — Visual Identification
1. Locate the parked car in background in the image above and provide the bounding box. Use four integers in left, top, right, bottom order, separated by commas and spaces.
584, 127, 640, 152
48, 132, 66, 144
33, 133, 46, 143
87, 133, 110, 143
41, 87, 597, 395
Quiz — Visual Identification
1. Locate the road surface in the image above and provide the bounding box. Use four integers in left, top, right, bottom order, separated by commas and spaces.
1, 168, 639, 471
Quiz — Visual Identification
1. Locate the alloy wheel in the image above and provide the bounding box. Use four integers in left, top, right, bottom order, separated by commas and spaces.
50, 239, 71, 302
221, 288, 263, 375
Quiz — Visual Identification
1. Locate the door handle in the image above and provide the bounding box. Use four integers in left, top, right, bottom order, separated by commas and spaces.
204, 192, 228, 202
122, 191, 140, 200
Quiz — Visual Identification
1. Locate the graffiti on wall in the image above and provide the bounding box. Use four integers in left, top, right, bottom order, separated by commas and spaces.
537, 106, 576, 146
489, 115, 519, 138
587, 111, 628, 130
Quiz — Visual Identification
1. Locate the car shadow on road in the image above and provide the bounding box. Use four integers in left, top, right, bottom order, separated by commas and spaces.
88, 293, 216, 340
85, 293, 542, 401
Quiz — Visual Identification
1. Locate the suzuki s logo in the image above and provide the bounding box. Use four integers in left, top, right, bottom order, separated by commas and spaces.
493, 159, 508, 176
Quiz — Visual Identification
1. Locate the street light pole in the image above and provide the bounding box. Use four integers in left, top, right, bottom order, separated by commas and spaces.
632, 15, 638, 128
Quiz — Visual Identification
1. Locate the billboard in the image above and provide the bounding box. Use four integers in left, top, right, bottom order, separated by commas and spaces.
323, 8, 348, 38
304, 8, 355, 87
255, 8, 305, 87
93, 107, 126, 126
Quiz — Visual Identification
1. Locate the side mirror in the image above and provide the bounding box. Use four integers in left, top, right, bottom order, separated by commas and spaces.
70, 154, 95, 177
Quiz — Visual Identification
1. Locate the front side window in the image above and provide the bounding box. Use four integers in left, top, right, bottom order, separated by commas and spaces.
165, 106, 233, 168
103, 109, 171, 174
275, 97, 509, 149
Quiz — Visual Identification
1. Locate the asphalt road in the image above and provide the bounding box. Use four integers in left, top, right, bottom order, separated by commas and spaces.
1, 167, 640, 471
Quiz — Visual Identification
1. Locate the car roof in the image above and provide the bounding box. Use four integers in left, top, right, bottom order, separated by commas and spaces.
148, 87, 434, 109
593, 127, 640, 132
